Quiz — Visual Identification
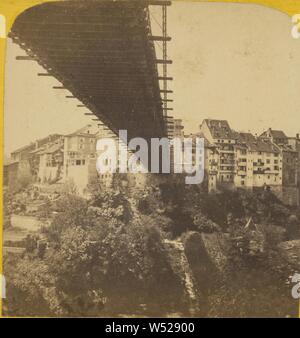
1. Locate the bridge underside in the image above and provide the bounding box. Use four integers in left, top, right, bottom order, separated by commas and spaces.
9, 0, 168, 140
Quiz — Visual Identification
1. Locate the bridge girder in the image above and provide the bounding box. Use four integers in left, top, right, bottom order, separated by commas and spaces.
10, 0, 172, 141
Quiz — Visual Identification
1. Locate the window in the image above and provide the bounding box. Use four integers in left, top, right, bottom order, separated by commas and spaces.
76, 160, 81, 166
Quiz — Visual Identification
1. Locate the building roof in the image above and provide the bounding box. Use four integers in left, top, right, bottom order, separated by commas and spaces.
191, 132, 217, 148
238, 132, 256, 142
29, 146, 46, 155
270, 130, 287, 139
260, 128, 287, 140
11, 143, 35, 154
36, 134, 62, 143
278, 144, 297, 153
235, 132, 254, 150
66, 132, 96, 139
39, 143, 63, 155
65, 125, 98, 138
237, 132, 280, 153
11, 134, 62, 155
202, 119, 236, 140
4, 158, 19, 166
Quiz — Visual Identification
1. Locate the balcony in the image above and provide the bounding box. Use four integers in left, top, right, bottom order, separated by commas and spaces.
220, 168, 235, 173
264, 169, 279, 174
237, 171, 247, 176
237, 166, 247, 175
220, 149, 235, 154
253, 170, 265, 174
220, 160, 235, 165
220, 154, 235, 158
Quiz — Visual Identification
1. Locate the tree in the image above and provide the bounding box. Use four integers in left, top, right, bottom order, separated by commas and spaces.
4, 188, 184, 317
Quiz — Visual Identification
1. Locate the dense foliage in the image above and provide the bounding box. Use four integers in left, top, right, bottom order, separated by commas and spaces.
4, 186, 184, 316
3, 177, 300, 317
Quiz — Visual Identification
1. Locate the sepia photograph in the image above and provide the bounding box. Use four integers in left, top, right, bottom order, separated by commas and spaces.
1, 0, 300, 320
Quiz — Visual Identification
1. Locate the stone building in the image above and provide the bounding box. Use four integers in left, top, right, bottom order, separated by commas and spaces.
162, 115, 185, 173
11, 144, 36, 162
259, 128, 299, 206
94, 124, 148, 190
3, 158, 19, 188
288, 133, 300, 189
259, 128, 298, 187
63, 125, 99, 194
185, 132, 219, 192
199, 119, 237, 189
38, 142, 64, 183
173, 118, 184, 138
10, 134, 64, 182
11, 134, 62, 163
235, 132, 282, 188
198, 120, 299, 205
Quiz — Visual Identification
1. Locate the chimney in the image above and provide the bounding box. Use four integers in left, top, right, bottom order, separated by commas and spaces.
297, 133, 299, 140
267, 127, 272, 137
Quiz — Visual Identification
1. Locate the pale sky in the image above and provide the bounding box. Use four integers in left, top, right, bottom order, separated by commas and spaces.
4, 2, 300, 156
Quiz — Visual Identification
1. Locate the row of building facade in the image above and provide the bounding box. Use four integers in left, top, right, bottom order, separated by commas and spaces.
4, 118, 300, 205
194, 119, 300, 205
4, 124, 100, 194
